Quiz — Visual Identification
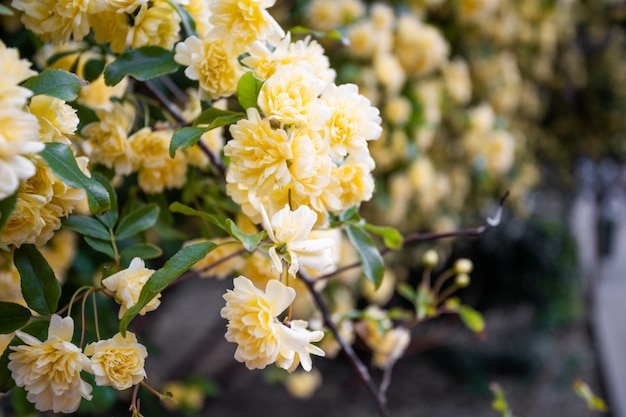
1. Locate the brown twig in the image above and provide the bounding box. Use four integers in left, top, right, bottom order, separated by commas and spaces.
299, 270, 390, 417
140, 80, 227, 177
316, 191, 509, 282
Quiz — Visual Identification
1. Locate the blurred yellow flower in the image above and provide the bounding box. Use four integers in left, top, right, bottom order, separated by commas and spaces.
396, 15, 449, 77
82, 102, 136, 175
284, 368, 322, 399
102, 257, 160, 319
129, 127, 188, 193
8, 315, 92, 413
127, 1, 181, 50
89, 9, 131, 53
85, 332, 148, 390
29, 95, 78, 144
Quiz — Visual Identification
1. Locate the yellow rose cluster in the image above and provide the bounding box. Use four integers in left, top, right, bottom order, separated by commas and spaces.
0, 42, 87, 248
8, 315, 147, 414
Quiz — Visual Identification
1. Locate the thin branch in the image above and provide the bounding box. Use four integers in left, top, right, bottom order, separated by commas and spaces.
378, 360, 397, 408
142, 80, 186, 124
316, 191, 509, 282
299, 271, 390, 417
141, 80, 227, 177
197, 139, 226, 178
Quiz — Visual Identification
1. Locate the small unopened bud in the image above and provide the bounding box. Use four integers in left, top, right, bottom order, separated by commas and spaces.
454, 258, 473, 274
455, 273, 470, 288
423, 250, 439, 267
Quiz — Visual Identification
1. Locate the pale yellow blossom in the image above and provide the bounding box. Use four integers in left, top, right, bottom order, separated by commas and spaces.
102, 257, 160, 319
257, 64, 329, 127
0, 42, 43, 199
89, 9, 131, 53
174, 29, 246, 100
12, 0, 91, 43
259, 203, 335, 276
320, 83, 382, 162
224, 108, 293, 196
82, 102, 136, 175
306, 0, 365, 32
333, 159, 375, 212
209, 0, 284, 45
0, 39, 37, 86
221, 276, 325, 371
284, 368, 322, 399
243, 33, 335, 82
1, 156, 84, 248
29, 95, 78, 144
129, 127, 188, 193
85, 332, 148, 390
373, 52, 406, 95
127, 1, 181, 50
8, 315, 92, 413
442, 58, 472, 104
184, 0, 213, 37
396, 15, 449, 77
372, 327, 410, 368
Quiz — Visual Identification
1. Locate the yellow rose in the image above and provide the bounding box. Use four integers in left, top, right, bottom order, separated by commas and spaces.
102, 257, 160, 319
85, 332, 148, 390
8, 315, 92, 413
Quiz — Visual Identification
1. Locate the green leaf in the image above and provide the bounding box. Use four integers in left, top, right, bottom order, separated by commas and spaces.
39, 142, 110, 214
120, 243, 163, 264
93, 172, 118, 228
237, 71, 263, 110
0, 302, 31, 334
170, 126, 207, 158
119, 241, 217, 335
290, 25, 345, 42
193, 107, 245, 127
170, 202, 264, 251
397, 282, 415, 303
224, 219, 265, 252
167, 0, 197, 37
362, 224, 403, 250
115, 203, 159, 241
0, 319, 49, 392
103, 46, 179, 86
387, 307, 413, 321
415, 283, 435, 320
82, 59, 106, 82
458, 305, 485, 335
0, 192, 17, 233
345, 225, 384, 288
338, 206, 360, 222
63, 215, 111, 240
14, 245, 60, 316
11, 386, 37, 415
22, 68, 85, 101
0, 4, 13, 15
84, 236, 116, 258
